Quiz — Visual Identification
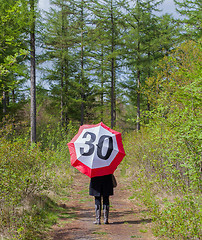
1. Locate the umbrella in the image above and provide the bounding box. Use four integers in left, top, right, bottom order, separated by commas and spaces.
67, 122, 126, 178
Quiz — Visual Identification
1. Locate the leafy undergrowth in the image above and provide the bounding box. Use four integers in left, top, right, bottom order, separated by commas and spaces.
154, 195, 201, 239
121, 128, 202, 240
0, 122, 75, 240
121, 41, 202, 240
2, 195, 77, 240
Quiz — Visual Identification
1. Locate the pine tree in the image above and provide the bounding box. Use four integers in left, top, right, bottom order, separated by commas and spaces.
122, 0, 176, 130
174, 0, 202, 41
65, 0, 96, 125
86, 0, 110, 123
44, 0, 76, 124
89, 0, 124, 128
44, 0, 96, 125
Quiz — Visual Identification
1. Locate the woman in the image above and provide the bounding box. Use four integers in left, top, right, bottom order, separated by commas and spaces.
89, 174, 114, 224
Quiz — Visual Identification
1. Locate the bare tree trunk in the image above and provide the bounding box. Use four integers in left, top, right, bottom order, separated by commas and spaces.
101, 45, 104, 122
61, 1, 65, 125
61, 62, 64, 124
80, 0, 84, 126
137, 68, 140, 131
30, 0, 36, 143
2, 91, 6, 114
6, 91, 9, 107
136, 14, 140, 131
65, 58, 69, 125
12, 89, 15, 103
110, 0, 116, 129
81, 41, 84, 125
147, 51, 151, 112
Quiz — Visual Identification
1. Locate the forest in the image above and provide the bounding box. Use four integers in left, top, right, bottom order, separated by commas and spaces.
0, 0, 201, 239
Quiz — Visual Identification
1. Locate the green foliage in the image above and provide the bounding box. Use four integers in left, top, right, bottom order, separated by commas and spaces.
145, 39, 202, 192
123, 128, 202, 239
0, 0, 29, 78
174, 0, 202, 41
0, 138, 47, 238
1, 1, 202, 239
153, 195, 202, 239
0, 139, 49, 204
0, 121, 74, 239
121, 39, 202, 239
0, 0, 30, 121
4, 195, 67, 240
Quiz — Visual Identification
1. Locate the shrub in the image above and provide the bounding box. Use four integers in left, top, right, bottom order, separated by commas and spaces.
0, 121, 75, 239
121, 40, 202, 240
153, 195, 202, 239
122, 129, 201, 240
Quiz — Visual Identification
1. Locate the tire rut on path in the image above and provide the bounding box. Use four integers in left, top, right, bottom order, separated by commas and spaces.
50, 171, 157, 240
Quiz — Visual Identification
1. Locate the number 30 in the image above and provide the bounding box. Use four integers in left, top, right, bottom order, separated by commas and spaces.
80, 132, 113, 160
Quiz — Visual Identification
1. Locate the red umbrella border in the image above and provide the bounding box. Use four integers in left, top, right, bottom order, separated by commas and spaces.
67, 122, 126, 178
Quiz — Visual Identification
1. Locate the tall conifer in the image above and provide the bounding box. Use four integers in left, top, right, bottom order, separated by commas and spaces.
174, 0, 202, 41
44, 0, 77, 124
122, 0, 176, 130
44, 0, 95, 125
89, 0, 123, 128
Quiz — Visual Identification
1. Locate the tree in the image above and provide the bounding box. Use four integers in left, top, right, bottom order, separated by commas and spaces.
0, 0, 29, 118
89, 0, 124, 128
174, 0, 202, 41
44, 0, 96, 125
87, 0, 112, 123
44, 0, 77, 125
122, 0, 176, 130
30, 0, 37, 143
74, 0, 99, 125
145, 39, 202, 190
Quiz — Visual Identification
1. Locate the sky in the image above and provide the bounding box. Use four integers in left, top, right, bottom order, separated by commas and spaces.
38, 0, 178, 16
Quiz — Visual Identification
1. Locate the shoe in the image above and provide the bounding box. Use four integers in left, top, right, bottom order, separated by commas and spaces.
103, 205, 109, 224
94, 205, 101, 225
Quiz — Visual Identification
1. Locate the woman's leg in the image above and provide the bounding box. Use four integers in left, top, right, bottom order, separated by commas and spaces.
103, 196, 109, 224
94, 196, 101, 224
103, 196, 109, 205
95, 196, 101, 206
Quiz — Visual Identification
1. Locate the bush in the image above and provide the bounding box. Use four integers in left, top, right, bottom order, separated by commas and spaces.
122, 129, 201, 240
153, 195, 202, 239
0, 122, 75, 239
121, 40, 202, 240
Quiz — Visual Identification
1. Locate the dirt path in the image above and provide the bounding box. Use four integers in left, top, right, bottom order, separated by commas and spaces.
50, 171, 157, 240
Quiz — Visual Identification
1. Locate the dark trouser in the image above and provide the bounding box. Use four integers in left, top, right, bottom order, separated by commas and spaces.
95, 196, 109, 206
94, 196, 110, 224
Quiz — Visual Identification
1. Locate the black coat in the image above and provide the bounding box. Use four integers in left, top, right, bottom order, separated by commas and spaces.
89, 174, 114, 197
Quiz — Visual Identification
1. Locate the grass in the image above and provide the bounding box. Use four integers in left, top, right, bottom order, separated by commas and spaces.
78, 189, 89, 195
92, 231, 107, 235
58, 212, 76, 219
79, 198, 92, 203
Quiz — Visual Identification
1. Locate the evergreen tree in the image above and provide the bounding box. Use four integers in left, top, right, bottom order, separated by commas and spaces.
75, 0, 94, 125
44, 0, 78, 124
89, 0, 124, 128
122, 0, 176, 130
174, 0, 202, 41
87, 0, 111, 123
44, 0, 95, 125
